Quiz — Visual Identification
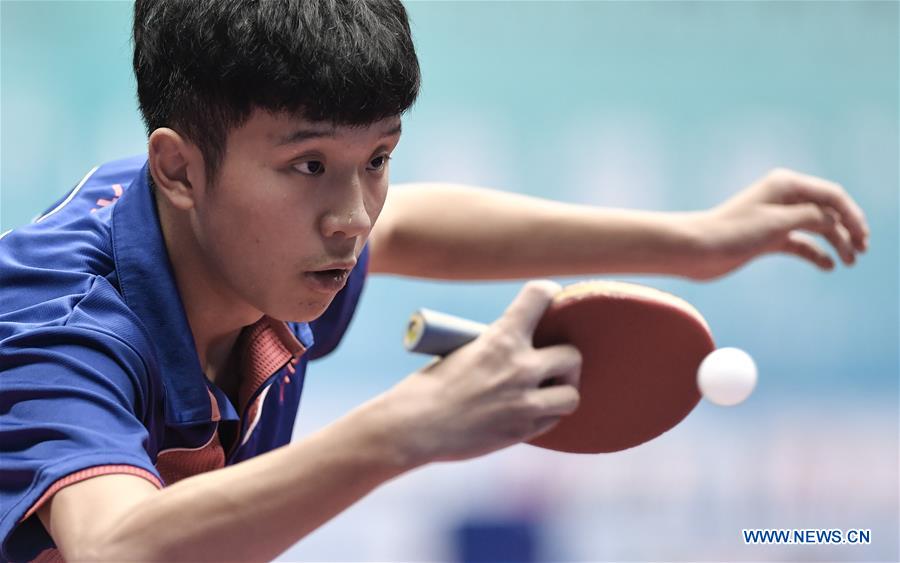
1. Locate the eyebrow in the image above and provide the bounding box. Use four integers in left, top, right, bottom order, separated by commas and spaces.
276, 121, 402, 146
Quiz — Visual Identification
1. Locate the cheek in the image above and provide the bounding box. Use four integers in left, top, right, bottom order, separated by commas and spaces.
226, 171, 315, 234
365, 179, 390, 225
200, 177, 311, 272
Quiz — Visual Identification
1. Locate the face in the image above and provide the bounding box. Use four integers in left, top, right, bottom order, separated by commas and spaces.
187, 109, 401, 322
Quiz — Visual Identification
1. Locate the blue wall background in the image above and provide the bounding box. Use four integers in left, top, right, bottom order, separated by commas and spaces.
2, 2, 897, 561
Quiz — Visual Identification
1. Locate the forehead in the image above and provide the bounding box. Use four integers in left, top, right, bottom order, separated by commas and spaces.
232, 109, 402, 148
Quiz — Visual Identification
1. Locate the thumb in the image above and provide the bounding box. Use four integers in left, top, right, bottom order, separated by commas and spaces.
777, 231, 836, 271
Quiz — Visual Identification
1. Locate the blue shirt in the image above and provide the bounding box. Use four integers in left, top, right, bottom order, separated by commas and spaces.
0, 156, 369, 561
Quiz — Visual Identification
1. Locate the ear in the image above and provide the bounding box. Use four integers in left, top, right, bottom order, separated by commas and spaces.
148, 128, 206, 211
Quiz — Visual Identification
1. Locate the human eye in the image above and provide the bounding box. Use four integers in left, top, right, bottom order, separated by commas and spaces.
293, 160, 325, 176
367, 154, 392, 172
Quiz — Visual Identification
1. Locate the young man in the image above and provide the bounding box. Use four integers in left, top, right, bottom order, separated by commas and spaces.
0, 0, 869, 560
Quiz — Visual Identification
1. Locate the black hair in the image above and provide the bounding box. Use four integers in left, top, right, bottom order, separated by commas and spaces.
133, 0, 420, 181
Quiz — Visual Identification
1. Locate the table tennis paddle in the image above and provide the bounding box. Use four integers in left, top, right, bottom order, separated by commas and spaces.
403, 280, 715, 454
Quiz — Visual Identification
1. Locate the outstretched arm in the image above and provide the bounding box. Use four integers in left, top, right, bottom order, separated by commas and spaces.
37, 284, 579, 562
39, 402, 411, 562
369, 168, 869, 282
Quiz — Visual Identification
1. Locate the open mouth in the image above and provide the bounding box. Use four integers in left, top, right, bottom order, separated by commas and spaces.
304, 268, 351, 292
313, 268, 349, 280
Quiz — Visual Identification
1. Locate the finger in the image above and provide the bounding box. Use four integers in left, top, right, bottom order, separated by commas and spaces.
774, 204, 856, 265
816, 207, 856, 266
496, 279, 562, 338
530, 344, 582, 388
827, 209, 856, 266
779, 231, 835, 271
773, 202, 828, 232
780, 170, 870, 251
524, 385, 581, 418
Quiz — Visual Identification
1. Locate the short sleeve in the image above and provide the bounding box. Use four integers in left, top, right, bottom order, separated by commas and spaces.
305, 243, 370, 361
0, 324, 163, 561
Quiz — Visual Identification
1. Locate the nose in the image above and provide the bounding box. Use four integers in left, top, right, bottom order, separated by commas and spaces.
319, 177, 372, 240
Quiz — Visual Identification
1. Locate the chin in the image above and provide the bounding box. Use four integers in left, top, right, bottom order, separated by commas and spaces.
275, 296, 335, 323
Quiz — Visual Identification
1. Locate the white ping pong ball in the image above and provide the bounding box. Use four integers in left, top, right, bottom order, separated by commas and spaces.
697, 347, 757, 406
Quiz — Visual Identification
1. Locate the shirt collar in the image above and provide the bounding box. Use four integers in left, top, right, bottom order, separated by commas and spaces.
110, 161, 313, 425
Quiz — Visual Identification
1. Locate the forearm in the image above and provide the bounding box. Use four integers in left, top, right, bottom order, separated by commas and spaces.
372, 183, 705, 280
100, 400, 413, 561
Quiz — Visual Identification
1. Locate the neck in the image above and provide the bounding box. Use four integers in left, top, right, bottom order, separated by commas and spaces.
155, 191, 262, 381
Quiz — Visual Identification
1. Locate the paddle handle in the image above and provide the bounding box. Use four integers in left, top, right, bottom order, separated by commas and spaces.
403, 308, 488, 356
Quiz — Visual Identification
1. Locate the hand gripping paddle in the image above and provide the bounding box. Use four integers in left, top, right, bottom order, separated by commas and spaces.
404, 280, 715, 454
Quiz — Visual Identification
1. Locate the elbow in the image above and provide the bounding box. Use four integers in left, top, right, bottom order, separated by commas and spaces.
64, 540, 124, 563
64, 540, 116, 563
65, 528, 158, 562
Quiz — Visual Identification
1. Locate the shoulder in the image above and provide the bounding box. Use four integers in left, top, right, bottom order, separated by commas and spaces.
0, 155, 148, 304
1, 273, 159, 409
1, 155, 160, 389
